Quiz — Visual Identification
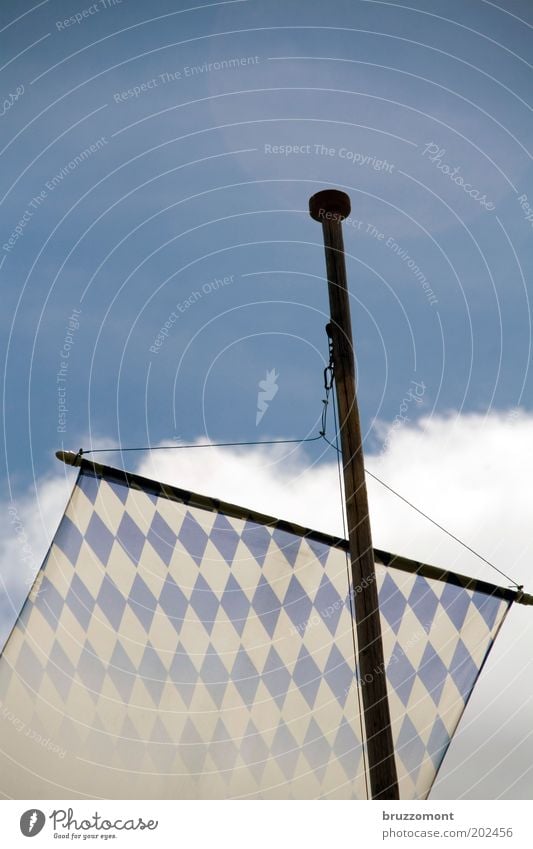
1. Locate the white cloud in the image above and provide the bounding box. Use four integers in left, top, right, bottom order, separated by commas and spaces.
138, 438, 344, 534
0, 471, 73, 646
2, 410, 532, 798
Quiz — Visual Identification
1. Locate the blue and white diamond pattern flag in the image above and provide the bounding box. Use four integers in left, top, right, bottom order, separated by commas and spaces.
0, 460, 513, 799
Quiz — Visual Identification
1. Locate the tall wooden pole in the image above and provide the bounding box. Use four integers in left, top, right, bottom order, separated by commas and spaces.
309, 189, 399, 800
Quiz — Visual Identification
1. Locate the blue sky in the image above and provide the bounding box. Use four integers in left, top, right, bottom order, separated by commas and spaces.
1, 0, 533, 800
2, 0, 532, 490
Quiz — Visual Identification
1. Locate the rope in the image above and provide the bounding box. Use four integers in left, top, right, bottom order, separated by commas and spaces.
75, 337, 523, 591
363, 468, 523, 590
319, 435, 522, 589
80, 435, 323, 455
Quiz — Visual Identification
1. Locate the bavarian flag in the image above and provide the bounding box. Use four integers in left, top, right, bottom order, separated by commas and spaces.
0, 457, 515, 799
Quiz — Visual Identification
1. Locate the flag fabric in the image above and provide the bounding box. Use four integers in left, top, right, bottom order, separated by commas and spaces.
0, 459, 513, 799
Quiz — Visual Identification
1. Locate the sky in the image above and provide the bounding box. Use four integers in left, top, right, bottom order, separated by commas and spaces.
1, 0, 532, 800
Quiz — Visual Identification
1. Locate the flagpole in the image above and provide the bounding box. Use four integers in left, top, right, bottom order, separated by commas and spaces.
309, 189, 400, 800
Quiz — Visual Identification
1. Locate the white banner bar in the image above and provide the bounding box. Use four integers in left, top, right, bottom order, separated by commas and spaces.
1, 800, 530, 848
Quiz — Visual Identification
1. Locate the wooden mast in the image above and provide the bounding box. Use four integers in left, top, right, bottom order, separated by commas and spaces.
309, 189, 400, 800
